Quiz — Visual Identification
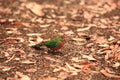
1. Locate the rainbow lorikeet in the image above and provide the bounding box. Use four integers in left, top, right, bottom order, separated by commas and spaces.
32, 35, 66, 51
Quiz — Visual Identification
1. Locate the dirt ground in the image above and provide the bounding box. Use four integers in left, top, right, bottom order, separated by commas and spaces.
0, 0, 120, 80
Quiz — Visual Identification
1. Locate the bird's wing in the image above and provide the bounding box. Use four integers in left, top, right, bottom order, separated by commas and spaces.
44, 37, 62, 48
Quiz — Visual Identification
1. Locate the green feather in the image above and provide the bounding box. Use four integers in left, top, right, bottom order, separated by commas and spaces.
32, 35, 63, 49
43, 36, 62, 48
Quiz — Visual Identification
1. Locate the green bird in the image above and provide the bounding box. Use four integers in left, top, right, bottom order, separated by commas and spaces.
32, 34, 66, 51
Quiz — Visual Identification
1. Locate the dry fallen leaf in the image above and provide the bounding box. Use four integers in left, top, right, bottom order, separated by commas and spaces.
12, 21, 24, 26
7, 77, 20, 80
27, 33, 42, 36
71, 57, 83, 62
0, 19, 10, 25
77, 32, 86, 37
80, 54, 96, 61
6, 28, 21, 35
114, 52, 120, 61
2, 67, 11, 72
107, 1, 117, 10
26, 68, 37, 73
44, 56, 61, 63
58, 71, 69, 80
42, 76, 57, 80
92, 36, 107, 44
100, 69, 120, 79
25, 2, 57, 17
77, 26, 91, 32
61, 26, 69, 31
16, 72, 31, 80
108, 36, 115, 41
21, 60, 35, 64
25, 2, 44, 16
0, 7, 11, 14
14, 49, 25, 57
0, 37, 24, 44
40, 24, 50, 28
64, 30, 74, 35
84, 12, 93, 22
28, 37, 43, 46
81, 62, 96, 72
72, 38, 85, 42
112, 62, 120, 68
65, 62, 79, 72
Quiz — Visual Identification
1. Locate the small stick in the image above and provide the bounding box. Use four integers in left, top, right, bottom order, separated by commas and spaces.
4, 54, 16, 63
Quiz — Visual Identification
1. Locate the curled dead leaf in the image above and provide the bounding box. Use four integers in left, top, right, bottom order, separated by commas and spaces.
21, 60, 35, 64
27, 33, 42, 36
77, 26, 91, 32
64, 30, 74, 35
12, 21, 24, 26
16, 72, 31, 80
28, 37, 43, 46
58, 72, 69, 80
40, 24, 50, 28
72, 38, 85, 42
100, 69, 120, 79
6, 28, 21, 35
25, 2, 44, 16
42, 76, 57, 80
81, 62, 96, 72
92, 36, 107, 44
80, 54, 96, 61
44, 56, 61, 63
26, 68, 37, 73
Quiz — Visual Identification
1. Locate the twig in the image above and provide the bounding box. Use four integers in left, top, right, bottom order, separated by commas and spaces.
4, 54, 16, 63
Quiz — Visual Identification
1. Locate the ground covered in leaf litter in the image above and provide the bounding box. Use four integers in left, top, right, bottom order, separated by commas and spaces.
0, 0, 120, 80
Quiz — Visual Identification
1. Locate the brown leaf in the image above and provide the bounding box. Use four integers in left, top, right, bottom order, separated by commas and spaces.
27, 33, 42, 36
64, 30, 74, 35
115, 52, 120, 61
0, 19, 10, 25
81, 62, 96, 72
7, 77, 20, 80
0, 37, 24, 44
112, 62, 120, 68
12, 21, 24, 26
28, 36, 43, 46
42, 76, 57, 80
65, 62, 79, 71
61, 26, 69, 31
58, 72, 69, 80
6, 28, 21, 35
77, 26, 91, 32
2, 67, 11, 72
21, 60, 36, 64
25, 2, 44, 16
72, 38, 85, 42
16, 72, 31, 80
77, 32, 86, 37
80, 54, 96, 61
44, 56, 61, 63
0, 7, 11, 14
71, 57, 83, 62
14, 49, 25, 57
93, 36, 107, 44
107, 2, 117, 9
26, 68, 37, 73
40, 24, 50, 28
100, 69, 120, 78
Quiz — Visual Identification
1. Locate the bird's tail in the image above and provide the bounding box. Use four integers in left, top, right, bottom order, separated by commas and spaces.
31, 42, 44, 50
